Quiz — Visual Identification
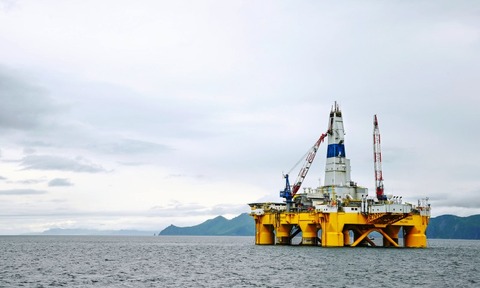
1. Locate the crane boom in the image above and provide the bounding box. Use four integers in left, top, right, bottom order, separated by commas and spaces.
373, 115, 386, 200
291, 132, 328, 196
280, 132, 327, 209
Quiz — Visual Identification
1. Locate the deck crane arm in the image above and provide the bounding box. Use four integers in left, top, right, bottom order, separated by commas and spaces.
291, 132, 328, 196
280, 132, 328, 206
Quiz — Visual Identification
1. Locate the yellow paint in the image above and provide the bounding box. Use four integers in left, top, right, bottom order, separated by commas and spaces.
254, 217, 274, 245
250, 205, 430, 248
275, 223, 292, 245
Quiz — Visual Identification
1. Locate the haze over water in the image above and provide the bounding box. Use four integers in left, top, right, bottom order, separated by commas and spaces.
1, 236, 478, 287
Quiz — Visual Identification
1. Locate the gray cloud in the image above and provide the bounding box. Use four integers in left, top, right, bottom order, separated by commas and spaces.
117, 161, 146, 167
0, 175, 6, 180
8, 178, 45, 185
0, 0, 16, 11
0, 189, 47, 195
149, 202, 205, 216
165, 174, 206, 179
0, 67, 59, 131
23, 147, 36, 155
149, 202, 249, 217
90, 138, 171, 155
430, 190, 480, 209
20, 155, 106, 173
208, 204, 251, 216
20, 140, 55, 148
6, 79, 175, 158
48, 178, 73, 187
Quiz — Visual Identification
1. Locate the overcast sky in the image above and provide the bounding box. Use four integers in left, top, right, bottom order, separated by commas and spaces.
0, 0, 479, 234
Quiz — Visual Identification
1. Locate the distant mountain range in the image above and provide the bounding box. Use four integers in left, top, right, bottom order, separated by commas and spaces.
159, 213, 255, 236
32, 228, 156, 236
30, 214, 479, 239
160, 213, 480, 240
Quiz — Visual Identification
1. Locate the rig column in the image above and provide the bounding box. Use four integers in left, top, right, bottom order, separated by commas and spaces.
296, 213, 319, 245
275, 224, 293, 245
321, 214, 344, 247
403, 213, 429, 247
404, 224, 428, 247
254, 217, 275, 245
298, 221, 318, 245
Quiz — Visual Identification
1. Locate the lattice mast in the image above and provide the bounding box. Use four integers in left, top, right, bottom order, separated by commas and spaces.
373, 115, 386, 201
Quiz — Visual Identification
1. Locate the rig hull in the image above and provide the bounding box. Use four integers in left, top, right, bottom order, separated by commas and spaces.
249, 203, 430, 247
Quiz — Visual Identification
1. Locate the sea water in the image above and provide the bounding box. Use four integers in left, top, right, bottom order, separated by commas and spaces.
0, 236, 478, 287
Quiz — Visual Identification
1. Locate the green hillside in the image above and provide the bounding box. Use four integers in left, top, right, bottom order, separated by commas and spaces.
426, 214, 480, 239
159, 213, 255, 236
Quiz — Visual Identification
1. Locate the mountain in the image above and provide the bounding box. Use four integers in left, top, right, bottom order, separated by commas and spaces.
159, 213, 255, 236
33, 228, 156, 236
426, 214, 480, 239
31, 214, 479, 238
160, 213, 480, 239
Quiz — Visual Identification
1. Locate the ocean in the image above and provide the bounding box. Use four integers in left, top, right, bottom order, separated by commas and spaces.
0, 236, 478, 287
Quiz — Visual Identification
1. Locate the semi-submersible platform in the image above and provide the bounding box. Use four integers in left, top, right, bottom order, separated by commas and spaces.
249, 103, 431, 247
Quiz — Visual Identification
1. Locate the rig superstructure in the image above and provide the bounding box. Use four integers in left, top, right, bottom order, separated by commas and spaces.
249, 103, 431, 247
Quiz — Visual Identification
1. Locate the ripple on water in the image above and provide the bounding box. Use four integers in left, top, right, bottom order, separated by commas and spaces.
0, 237, 479, 287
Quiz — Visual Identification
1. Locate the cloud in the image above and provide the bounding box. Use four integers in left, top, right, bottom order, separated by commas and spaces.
8, 178, 45, 185
89, 138, 171, 155
19, 140, 56, 149
0, 189, 47, 195
165, 174, 206, 179
48, 178, 73, 187
23, 147, 36, 155
430, 189, 480, 209
0, 175, 6, 180
149, 201, 249, 217
0, 0, 16, 12
0, 74, 174, 159
117, 161, 146, 167
208, 204, 251, 216
20, 155, 106, 173
0, 67, 59, 131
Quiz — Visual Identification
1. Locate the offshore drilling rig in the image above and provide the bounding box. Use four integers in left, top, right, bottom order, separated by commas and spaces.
249, 102, 431, 247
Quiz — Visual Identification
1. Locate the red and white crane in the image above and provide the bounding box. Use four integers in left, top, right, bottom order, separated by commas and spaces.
373, 115, 387, 201
291, 132, 328, 196
280, 132, 328, 210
